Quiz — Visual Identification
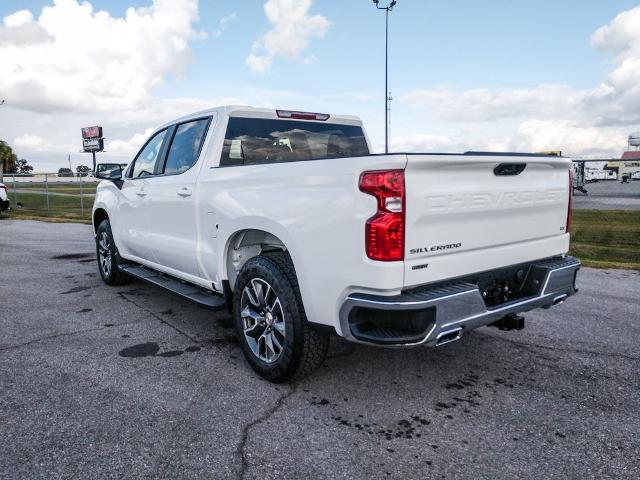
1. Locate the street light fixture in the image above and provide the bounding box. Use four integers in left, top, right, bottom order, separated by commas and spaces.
372, 0, 397, 153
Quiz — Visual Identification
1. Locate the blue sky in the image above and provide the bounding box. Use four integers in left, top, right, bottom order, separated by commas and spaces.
1, 0, 639, 170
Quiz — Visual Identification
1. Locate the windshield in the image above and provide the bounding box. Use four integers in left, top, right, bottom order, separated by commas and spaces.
220, 117, 370, 166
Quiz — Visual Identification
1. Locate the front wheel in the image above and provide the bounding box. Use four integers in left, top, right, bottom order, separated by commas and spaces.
96, 219, 130, 286
233, 252, 329, 383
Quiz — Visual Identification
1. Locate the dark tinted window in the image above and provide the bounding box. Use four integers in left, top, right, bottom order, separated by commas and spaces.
130, 129, 167, 178
220, 118, 370, 166
164, 118, 210, 175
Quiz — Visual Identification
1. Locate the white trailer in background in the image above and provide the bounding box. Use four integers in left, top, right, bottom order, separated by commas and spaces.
584, 168, 616, 182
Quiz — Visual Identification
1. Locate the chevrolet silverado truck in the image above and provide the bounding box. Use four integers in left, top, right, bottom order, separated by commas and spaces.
93, 106, 580, 382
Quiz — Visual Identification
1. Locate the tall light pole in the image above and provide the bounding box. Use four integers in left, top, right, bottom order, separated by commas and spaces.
373, 0, 397, 153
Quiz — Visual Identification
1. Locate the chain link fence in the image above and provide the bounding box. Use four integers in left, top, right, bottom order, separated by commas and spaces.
572, 176, 640, 211
1, 168, 637, 268
1, 173, 99, 221
572, 159, 640, 210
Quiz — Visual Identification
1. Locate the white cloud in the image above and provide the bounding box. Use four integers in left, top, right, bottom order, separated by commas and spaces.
509, 121, 628, 158
0, 9, 51, 46
14, 134, 45, 149
246, 0, 330, 74
4, 10, 34, 27
213, 12, 237, 38
401, 85, 594, 123
0, 0, 217, 169
398, 5, 640, 157
11, 131, 78, 157
388, 130, 510, 155
0, 0, 204, 114
590, 5, 640, 121
107, 128, 156, 156
385, 120, 629, 159
4, 2, 640, 169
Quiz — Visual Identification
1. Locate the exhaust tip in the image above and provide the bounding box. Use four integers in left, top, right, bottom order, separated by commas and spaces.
436, 328, 463, 346
553, 294, 568, 306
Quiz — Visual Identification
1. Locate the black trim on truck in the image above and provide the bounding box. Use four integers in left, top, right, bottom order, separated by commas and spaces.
494, 163, 527, 176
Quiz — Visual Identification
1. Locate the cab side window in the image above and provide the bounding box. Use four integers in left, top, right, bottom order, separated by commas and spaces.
163, 118, 210, 175
130, 129, 168, 178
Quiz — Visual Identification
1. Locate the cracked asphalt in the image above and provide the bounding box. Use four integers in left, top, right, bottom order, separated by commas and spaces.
1, 220, 639, 479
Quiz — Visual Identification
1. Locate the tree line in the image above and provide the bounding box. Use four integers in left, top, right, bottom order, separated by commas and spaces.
0, 140, 32, 174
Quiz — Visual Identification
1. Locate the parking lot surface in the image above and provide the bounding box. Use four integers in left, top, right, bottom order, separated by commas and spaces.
573, 180, 640, 210
1, 220, 639, 479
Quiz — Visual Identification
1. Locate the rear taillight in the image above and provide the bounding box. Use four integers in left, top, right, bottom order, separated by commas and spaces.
566, 168, 573, 233
359, 170, 405, 261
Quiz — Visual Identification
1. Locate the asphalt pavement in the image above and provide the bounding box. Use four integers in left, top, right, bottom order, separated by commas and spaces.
1, 220, 639, 479
573, 180, 640, 210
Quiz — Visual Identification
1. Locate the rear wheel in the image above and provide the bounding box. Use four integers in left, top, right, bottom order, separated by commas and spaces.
233, 252, 329, 382
96, 219, 130, 286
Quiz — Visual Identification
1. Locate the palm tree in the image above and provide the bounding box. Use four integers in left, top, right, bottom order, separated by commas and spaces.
0, 141, 18, 173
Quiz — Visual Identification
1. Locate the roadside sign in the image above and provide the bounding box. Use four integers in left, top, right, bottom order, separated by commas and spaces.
81, 125, 104, 154
81, 126, 104, 169
82, 138, 104, 152
82, 126, 103, 139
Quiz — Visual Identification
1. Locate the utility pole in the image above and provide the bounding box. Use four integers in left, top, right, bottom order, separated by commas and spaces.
373, 0, 397, 153
0, 101, 4, 174
388, 91, 393, 146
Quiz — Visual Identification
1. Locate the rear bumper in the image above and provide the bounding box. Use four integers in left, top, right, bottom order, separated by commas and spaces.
339, 256, 580, 347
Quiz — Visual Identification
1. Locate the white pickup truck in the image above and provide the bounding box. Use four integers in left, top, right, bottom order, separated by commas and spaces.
93, 106, 579, 382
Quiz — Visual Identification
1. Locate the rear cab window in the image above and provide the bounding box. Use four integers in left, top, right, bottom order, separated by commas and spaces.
220, 118, 370, 167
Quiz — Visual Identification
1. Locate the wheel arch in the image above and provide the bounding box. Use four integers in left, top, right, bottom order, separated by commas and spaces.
93, 208, 109, 234
223, 228, 290, 291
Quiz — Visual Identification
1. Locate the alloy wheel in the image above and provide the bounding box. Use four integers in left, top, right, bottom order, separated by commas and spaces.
98, 231, 112, 277
240, 278, 286, 363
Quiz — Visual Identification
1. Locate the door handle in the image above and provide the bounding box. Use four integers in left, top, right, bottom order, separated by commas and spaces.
177, 187, 192, 197
136, 190, 147, 197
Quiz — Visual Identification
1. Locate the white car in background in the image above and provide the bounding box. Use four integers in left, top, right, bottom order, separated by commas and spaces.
0, 182, 9, 212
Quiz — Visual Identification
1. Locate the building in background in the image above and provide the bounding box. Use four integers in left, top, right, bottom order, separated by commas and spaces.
605, 133, 640, 182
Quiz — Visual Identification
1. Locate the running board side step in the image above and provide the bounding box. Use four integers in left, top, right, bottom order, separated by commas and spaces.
119, 264, 226, 310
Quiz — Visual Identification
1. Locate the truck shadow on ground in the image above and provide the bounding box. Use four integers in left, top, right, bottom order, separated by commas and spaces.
113, 277, 568, 391
106, 276, 615, 425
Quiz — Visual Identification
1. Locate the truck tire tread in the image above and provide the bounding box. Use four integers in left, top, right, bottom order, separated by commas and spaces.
233, 251, 328, 382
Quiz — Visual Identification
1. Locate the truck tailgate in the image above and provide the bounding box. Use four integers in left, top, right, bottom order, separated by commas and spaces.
403, 154, 571, 287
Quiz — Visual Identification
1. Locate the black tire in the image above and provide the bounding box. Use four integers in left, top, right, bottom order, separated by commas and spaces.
96, 219, 130, 286
233, 251, 329, 383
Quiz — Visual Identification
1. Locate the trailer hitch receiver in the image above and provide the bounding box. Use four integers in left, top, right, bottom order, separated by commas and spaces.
490, 314, 525, 331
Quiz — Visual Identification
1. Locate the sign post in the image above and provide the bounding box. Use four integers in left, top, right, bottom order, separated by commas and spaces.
81, 126, 104, 173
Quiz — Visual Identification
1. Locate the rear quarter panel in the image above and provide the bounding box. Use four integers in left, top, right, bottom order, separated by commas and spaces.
197, 155, 408, 333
